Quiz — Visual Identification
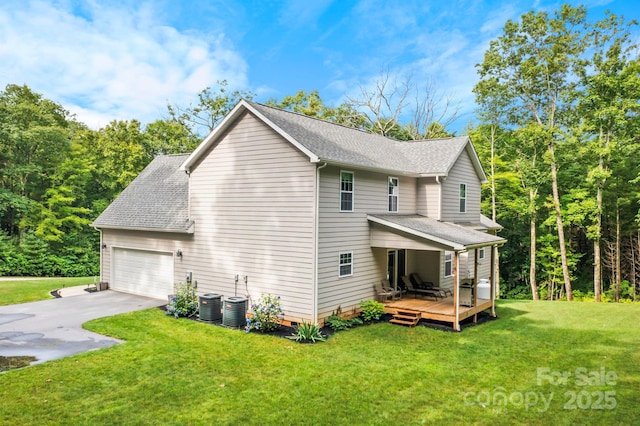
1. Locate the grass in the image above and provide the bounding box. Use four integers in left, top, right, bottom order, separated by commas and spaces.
0, 277, 94, 306
0, 298, 638, 425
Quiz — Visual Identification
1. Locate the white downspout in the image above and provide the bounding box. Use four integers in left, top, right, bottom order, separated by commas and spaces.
97, 228, 103, 282
185, 169, 191, 220
314, 162, 328, 324
435, 176, 442, 221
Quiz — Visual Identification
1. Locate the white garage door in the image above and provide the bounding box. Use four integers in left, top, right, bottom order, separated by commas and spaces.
112, 248, 174, 299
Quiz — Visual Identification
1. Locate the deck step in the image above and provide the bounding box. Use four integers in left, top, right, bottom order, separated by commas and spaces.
390, 310, 420, 327
390, 318, 418, 326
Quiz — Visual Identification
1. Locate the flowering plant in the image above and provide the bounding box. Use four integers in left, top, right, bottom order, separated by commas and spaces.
246, 293, 284, 332
166, 282, 198, 318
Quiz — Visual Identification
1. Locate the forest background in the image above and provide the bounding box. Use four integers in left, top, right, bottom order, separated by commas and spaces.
1, 4, 638, 303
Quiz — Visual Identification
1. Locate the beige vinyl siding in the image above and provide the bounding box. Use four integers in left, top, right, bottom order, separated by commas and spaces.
100, 229, 192, 289
316, 166, 416, 318
457, 249, 492, 282
434, 248, 494, 294
440, 151, 481, 223
188, 111, 317, 321
416, 177, 440, 219
476, 248, 492, 281
406, 250, 440, 284
439, 251, 455, 290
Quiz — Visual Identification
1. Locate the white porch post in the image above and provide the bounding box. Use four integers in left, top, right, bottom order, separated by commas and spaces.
490, 244, 497, 317
473, 248, 479, 322
453, 250, 460, 331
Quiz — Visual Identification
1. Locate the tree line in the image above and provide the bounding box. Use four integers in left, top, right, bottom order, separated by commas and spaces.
1, 3, 638, 302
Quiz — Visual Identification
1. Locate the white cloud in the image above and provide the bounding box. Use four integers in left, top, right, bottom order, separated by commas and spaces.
480, 4, 518, 33
0, 1, 248, 129
279, 0, 335, 28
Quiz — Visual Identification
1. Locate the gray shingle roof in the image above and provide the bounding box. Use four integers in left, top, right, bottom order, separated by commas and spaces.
92, 154, 193, 232
368, 214, 506, 250
247, 101, 471, 176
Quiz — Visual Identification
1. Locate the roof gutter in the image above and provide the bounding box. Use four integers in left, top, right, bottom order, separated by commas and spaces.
91, 223, 195, 234
463, 240, 507, 250
316, 160, 422, 178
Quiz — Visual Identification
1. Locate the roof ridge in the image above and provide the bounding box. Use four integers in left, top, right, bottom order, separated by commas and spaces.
247, 100, 398, 141
247, 101, 469, 144
160, 153, 191, 157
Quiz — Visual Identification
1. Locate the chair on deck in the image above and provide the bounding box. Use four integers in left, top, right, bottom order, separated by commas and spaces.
375, 280, 401, 301
400, 275, 441, 300
409, 273, 453, 297
381, 279, 403, 300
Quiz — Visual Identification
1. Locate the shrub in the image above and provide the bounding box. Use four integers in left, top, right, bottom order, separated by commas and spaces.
166, 282, 198, 318
359, 299, 385, 322
246, 293, 284, 332
324, 313, 363, 331
288, 321, 325, 343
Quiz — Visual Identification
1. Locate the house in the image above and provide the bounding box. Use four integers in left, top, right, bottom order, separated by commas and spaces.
92, 100, 506, 330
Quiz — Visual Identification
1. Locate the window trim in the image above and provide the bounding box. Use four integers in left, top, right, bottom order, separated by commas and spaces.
340, 170, 354, 212
388, 176, 399, 212
459, 183, 467, 213
339, 251, 353, 277
444, 252, 453, 277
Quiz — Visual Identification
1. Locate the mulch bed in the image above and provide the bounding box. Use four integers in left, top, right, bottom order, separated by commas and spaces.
158, 306, 496, 343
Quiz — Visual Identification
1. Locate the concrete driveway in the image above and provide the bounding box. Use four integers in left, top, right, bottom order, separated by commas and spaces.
0, 290, 164, 367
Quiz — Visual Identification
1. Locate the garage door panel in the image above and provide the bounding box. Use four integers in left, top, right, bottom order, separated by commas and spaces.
112, 248, 174, 299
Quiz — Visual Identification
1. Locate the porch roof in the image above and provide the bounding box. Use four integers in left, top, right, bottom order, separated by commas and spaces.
367, 214, 506, 251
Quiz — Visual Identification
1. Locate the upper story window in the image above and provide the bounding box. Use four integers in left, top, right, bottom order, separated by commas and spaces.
479, 247, 485, 260
459, 183, 467, 213
340, 171, 354, 212
444, 252, 453, 277
388, 177, 399, 212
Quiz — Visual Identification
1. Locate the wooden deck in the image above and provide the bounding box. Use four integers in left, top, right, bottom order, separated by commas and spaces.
383, 296, 494, 330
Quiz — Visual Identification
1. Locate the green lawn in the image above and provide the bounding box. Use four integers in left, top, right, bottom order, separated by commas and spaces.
0, 277, 95, 306
0, 299, 638, 425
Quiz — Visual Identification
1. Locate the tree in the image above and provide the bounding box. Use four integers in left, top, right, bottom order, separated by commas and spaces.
94, 120, 148, 200
144, 119, 200, 159
469, 123, 523, 297
0, 84, 72, 238
266, 90, 367, 129
167, 80, 254, 137
35, 137, 94, 243
575, 13, 640, 301
349, 70, 458, 139
475, 4, 593, 301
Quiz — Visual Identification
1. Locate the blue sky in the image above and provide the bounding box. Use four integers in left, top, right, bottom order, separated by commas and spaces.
1, 0, 637, 132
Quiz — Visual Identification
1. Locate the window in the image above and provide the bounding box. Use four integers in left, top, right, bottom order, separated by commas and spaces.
388, 177, 399, 212
339, 251, 353, 277
340, 171, 354, 212
444, 252, 453, 277
459, 184, 467, 213
479, 247, 485, 260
